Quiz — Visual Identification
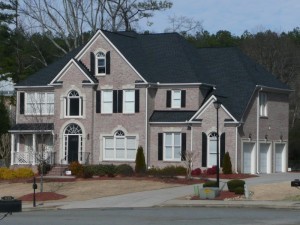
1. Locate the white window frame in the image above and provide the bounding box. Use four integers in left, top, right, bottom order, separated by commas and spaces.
25, 92, 54, 115
259, 92, 267, 117
101, 90, 113, 114
171, 90, 181, 109
103, 130, 137, 161
164, 132, 181, 161
96, 51, 106, 75
123, 90, 135, 114
208, 132, 218, 167
65, 90, 83, 118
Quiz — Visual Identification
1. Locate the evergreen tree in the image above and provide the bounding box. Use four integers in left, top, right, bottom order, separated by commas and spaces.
0, 97, 10, 134
222, 152, 233, 174
135, 146, 146, 174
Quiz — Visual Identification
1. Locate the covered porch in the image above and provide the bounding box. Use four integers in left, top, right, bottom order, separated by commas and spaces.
9, 123, 55, 166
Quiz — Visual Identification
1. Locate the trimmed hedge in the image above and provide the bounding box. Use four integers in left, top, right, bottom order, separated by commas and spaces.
227, 179, 245, 192
0, 167, 34, 180
234, 186, 244, 195
83, 164, 117, 177
135, 146, 146, 174
147, 166, 186, 177
116, 164, 134, 176
203, 181, 218, 187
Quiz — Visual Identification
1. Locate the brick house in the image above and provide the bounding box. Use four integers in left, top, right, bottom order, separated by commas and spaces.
9, 30, 291, 174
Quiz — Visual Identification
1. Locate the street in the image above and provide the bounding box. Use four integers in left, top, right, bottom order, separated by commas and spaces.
1, 207, 300, 225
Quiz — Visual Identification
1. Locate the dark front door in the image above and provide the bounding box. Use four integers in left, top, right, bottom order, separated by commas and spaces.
68, 135, 78, 162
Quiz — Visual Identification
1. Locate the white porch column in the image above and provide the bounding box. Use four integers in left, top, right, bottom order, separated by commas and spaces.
32, 133, 36, 166
10, 133, 15, 166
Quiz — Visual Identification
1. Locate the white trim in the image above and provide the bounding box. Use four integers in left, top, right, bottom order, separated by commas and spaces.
163, 132, 182, 162
145, 87, 148, 166
76, 30, 148, 84
15, 86, 51, 89
241, 140, 256, 174
49, 59, 95, 85
273, 141, 287, 173
190, 95, 238, 123
257, 85, 292, 93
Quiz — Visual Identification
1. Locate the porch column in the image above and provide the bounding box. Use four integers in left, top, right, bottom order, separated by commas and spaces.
32, 133, 36, 166
10, 133, 15, 166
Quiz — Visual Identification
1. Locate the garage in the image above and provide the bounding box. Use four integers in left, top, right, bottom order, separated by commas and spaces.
275, 143, 286, 173
243, 142, 255, 174
259, 143, 271, 173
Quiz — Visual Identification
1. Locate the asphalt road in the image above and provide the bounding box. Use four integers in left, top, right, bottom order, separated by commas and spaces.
1, 207, 300, 225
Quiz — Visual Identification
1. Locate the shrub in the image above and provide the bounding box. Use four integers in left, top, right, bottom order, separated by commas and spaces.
222, 152, 233, 174
203, 181, 218, 187
102, 164, 117, 177
68, 161, 84, 176
116, 164, 134, 176
14, 168, 34, 178
77, 167, 93, 178
191, 168, 202, 176
206, 166, 217, 175
234, 186, 244, 195
84, 165, 106, 176
135, 146, 146, 174
147, 166, 186, 177
0, 167, 34, 180
227, 179, 245, 192
38, 161, 51, 175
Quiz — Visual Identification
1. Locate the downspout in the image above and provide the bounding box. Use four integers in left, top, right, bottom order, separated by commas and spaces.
256, 89, 261, 174
145, 86, 149, 168
235, 123, 242, 173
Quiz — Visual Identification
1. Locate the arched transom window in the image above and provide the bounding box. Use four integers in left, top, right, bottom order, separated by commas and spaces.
65, 123, 82, 134
103, 130, 136, 161
65, 90, 83, 117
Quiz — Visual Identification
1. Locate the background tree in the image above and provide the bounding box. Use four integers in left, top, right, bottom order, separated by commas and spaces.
0, 97, 11, 167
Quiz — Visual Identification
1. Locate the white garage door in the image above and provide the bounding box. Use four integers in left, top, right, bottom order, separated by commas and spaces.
243, 143, 254, 174
260, 143, 270, 173
275, 144, 285, 172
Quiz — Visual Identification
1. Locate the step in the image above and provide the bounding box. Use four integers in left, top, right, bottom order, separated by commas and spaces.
46, 166, 68, 176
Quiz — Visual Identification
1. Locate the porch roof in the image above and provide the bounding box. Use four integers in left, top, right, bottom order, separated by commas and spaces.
9, 123, 54, 133
149, 110, 197, 123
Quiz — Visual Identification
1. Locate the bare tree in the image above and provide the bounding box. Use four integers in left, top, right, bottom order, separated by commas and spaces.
165, 15, 203, 36
181, 150, 199, 180
0, 134, 10, 167
20, 0, 172, 54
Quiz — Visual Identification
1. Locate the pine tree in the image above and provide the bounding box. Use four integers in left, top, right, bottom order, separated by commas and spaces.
222, 152, 233, 174
135, 146, 146, 174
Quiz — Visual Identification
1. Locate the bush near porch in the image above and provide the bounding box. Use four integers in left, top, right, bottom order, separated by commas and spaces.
0, 167, 34, 180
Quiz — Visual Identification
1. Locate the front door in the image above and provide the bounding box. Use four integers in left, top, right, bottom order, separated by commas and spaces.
68, 135, 78, 162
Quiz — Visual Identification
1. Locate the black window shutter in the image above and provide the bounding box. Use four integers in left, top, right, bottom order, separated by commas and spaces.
166, 90, 171, 108
220, 133, 226, 167
158, 133, 163, 161
202, 132, 207, 167
106, 51, 110, 74
113, 90, 118, 113
96, 90, 101, 113
181, 133, 186, 161
117, 90, 123, 113
135, 89, 140, 113
90, 52, 95, 75
20, 92, 24, 114
181, 90, 186, 108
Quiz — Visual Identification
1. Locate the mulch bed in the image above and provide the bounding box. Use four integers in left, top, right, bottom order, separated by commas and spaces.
18, 192, 66, 201
190, 191, 241, 200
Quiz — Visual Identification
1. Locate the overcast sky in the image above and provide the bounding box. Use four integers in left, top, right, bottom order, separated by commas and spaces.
140, 0, 300, 35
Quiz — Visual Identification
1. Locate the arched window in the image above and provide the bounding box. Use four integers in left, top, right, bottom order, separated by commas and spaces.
65, 123, 82, 134
208, 132, 218, 167
65, 90, 83, 117
96, 51, 106, 74
103, 130, 136, 161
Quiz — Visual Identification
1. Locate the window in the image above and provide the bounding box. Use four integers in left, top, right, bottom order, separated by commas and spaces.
103, 130, 137, 161
25, 92, 54, 115
123, 90, 135, 113
102, 90, 113, 113
259, 92, 267, 117
96, 51, 106, 74
164, 133, 181, 161
166, 90, 186, 108
172, 90, 181, 108
65, 90, 83, 117
208, 132, 218, 167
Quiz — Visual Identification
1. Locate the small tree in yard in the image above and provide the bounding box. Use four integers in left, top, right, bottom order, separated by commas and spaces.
222, 152, 232, 174
135, 146, 146, 174
181, 150, 198, 179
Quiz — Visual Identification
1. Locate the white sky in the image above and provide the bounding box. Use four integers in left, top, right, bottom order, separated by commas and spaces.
139, 0, 300, 35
